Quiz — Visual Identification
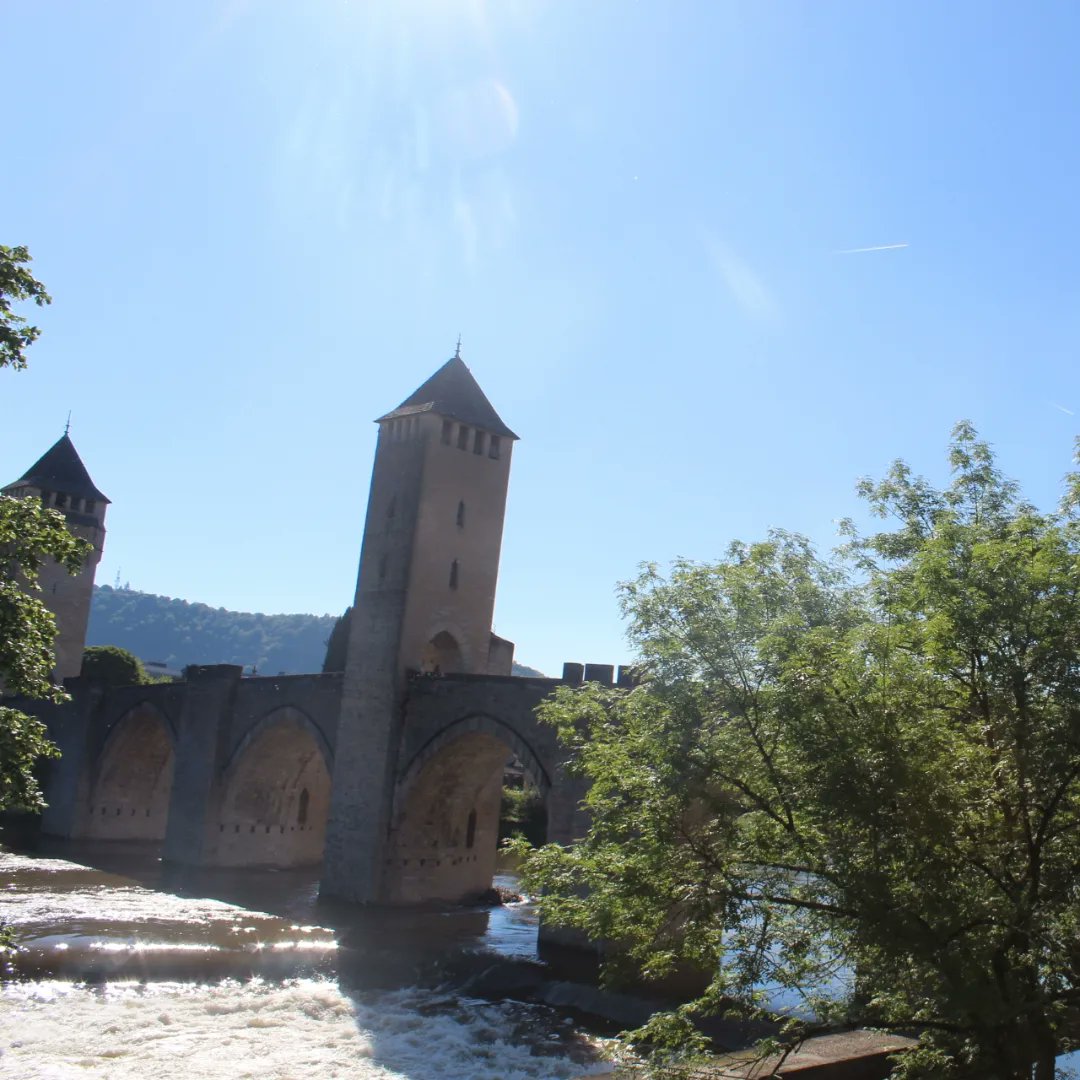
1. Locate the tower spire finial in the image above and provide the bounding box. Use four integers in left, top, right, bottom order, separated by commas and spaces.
454, 334, 462, 360
64, 411, 71, 436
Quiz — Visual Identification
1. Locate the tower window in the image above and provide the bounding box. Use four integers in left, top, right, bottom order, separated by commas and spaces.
457, 425, 470, 450
85, 499, 95, 514
456, 501, 465, 528
441, 419, 452, 445
473, 430, 485, 455
298, 788, 309, 827
449, 559, 459, 590
488, 436, 501, 460
466, 808, 477, 849
54, 493, 67, 508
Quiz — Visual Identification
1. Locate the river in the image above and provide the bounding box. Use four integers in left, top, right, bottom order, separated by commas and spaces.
0, 839, 619, 1079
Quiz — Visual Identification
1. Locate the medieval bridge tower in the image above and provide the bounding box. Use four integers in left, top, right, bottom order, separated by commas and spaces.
323, 350, 524, 903
2, 432, 109, 682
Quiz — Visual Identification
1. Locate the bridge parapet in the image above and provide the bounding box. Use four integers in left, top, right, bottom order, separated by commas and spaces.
560, 662, 639, 688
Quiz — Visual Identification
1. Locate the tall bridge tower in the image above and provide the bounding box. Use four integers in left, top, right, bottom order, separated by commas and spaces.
321, 348, 518, 902
3, 432, 109, 681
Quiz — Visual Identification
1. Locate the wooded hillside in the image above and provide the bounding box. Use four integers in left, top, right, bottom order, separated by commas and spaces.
87, 586, 543, 677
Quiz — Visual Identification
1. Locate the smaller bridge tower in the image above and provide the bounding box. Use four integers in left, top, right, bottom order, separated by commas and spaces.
3, 432, 109, 681
322, 348, 518, 902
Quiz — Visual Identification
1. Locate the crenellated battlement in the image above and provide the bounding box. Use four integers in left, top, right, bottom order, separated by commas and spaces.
560, 662, 639, 688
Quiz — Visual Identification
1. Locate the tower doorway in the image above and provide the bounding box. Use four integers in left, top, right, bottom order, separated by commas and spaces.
421, 631, 464, 675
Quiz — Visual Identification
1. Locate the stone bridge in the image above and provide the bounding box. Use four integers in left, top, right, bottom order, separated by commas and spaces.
25, 356, 629, 912
32, 662, 622, 903
35, 666, 343, 869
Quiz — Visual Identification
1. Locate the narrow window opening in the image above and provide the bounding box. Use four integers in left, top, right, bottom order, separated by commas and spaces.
473, 430, 485, 455
54, 492, 67, 508
466, 809, 477, 849
85, 499, 96, 514
456, 501, 465, 528
489, 435, 501, 460
441, 419, 452, 445
378, 554, 388, 583
298, 788, 310, 826
457, 425, 470, 450
449, 559, 459, 590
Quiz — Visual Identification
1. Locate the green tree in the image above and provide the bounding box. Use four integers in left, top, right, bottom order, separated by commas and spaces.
0, 495, 90, 811
520, 424, 1080, 1079
322, 606, 352, 672
499, 781, 547, 846
0, 245, 50, 371
81, 645, 149, 686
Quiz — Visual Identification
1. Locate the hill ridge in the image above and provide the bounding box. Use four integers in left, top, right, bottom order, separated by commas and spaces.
87, 585, 542, 677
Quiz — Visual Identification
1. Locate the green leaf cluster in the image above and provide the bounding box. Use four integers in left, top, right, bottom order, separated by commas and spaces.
0, 494, 91, 811
81, 644, 157, 686
0, 245, 50, 372
322, 607, 352, 672
521, 424, 1080, 1079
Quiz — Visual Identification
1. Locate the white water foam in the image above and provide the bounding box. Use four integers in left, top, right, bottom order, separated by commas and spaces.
0, 978, 608, 1079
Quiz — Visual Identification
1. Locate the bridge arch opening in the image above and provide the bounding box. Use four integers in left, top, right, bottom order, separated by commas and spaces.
85, 703, 175, 840
420, 631, 464, 675
211, 709, 331, 868
388, 718, 550, 903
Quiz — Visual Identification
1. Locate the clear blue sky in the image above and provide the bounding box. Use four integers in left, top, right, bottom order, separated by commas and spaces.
4, 1, 1080, 675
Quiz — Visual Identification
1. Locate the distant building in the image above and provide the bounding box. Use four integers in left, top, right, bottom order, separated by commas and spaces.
2, 434, 109, 681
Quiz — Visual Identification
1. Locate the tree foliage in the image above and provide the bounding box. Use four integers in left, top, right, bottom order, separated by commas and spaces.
322, 607, 352, 672
0, 494, 91, 811
499, 781, 548, 846
0, 245, 50, 371
81, 645, 151, 686
520, 424, 1080, 1079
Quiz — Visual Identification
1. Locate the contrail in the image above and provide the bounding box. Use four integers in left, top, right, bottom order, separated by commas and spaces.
836, 242, 910, 254
1053, 402, 1075, 416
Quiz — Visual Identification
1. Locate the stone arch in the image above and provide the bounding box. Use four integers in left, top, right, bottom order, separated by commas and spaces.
387, 714, 551, 903
84, 701, 175, 840
211, 706, 332, 868
222, 705, 333, 777
398, 714, 551, 801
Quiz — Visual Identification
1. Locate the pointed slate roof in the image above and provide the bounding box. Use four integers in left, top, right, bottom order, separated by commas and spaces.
378, 356, 518, 439
5, 434, 110, 503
